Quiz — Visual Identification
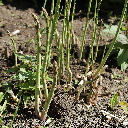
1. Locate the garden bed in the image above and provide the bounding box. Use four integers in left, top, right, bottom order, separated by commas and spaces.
0, 2, 128, 128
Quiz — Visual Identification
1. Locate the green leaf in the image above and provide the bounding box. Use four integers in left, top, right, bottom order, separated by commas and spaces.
27, 71, 36, 80
18, 68, 27, 80
31, 95, 35, 100
15, 53, 36, 64
117, 45, 128, 66
40, 28, 46, 34
15, 53, 26, 60
21, 82, 30, 89
102, 24, 128, 44
103, 25, 122, 34
46, 75, 53, 82
116, 34, 128, 44
110, 93, 119, 109
121, 27, 127, 31
21, 81, 35, 90
5, 66, 18, 73
20, 67, 26, 72
23, 95, 30, 107
113, 42, 122, 48
25, 55, 36, 63
18, 73, 25, 80
1, 82, 12, 91
108, 42, 122, 56
121, 61, 128, 71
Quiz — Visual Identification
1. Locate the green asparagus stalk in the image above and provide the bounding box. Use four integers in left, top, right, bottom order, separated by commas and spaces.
41, 61, 58, 121
32, 13, 41, 117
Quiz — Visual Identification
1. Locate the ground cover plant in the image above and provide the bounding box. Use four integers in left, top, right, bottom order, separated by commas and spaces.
0, 0, 128, 127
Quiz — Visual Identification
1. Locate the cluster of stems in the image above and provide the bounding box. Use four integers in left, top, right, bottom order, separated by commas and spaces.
5, 0, 128, 124
32, 0, 128, 121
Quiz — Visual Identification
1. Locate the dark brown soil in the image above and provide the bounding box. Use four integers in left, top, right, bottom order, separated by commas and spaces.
0, 1, 128, 128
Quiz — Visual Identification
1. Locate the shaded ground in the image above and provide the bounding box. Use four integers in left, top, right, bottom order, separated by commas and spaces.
0, 2, 128, 128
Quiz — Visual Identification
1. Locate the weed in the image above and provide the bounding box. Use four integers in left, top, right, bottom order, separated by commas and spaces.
113, 72, 121, 79
110, 93, 119, 109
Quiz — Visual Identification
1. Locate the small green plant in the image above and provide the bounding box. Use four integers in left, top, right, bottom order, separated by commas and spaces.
110, 93, 119, 109
3, 52, 53, 107
113, 72, 121, 78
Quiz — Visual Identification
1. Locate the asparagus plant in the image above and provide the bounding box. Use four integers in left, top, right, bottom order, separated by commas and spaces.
76, 0, 128, 103
32, 13, 42, 117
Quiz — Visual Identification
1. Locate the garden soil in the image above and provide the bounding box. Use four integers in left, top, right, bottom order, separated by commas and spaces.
0, 1, 128, 128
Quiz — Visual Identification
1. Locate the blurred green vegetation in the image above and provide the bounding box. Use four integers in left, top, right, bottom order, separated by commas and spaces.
0, 0, 3, 5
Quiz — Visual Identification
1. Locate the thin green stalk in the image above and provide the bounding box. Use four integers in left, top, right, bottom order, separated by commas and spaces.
93, 20, 102, 62
80, 0, 92, 77
41, 61, 58, 121
65, 0, 72, 85
90, 0, 98, 69
80, 0, 92, 60
41, 7, 50, 99
85, 0, 102, 75
55, 30, 64, 83
101, 23, 107, 62
41, 0, 61, 100
93, 0, 128, 78
56, 0, 70, 84
84, 13, 96, 76
47, 0, 61, 67
32, 13, 41, 117
39, 0, 47, 19
57, 3, 67, 82
66, 25, 72, 84
42, 0, 61, 73
71, 0, 76, 26
46, 0, 55, 67
40, 0, 61, 120
93, 0, 102, 63
50, 0, 55, 15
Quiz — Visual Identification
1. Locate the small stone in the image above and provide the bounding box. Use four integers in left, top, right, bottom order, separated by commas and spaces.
123, 118, 128, 126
